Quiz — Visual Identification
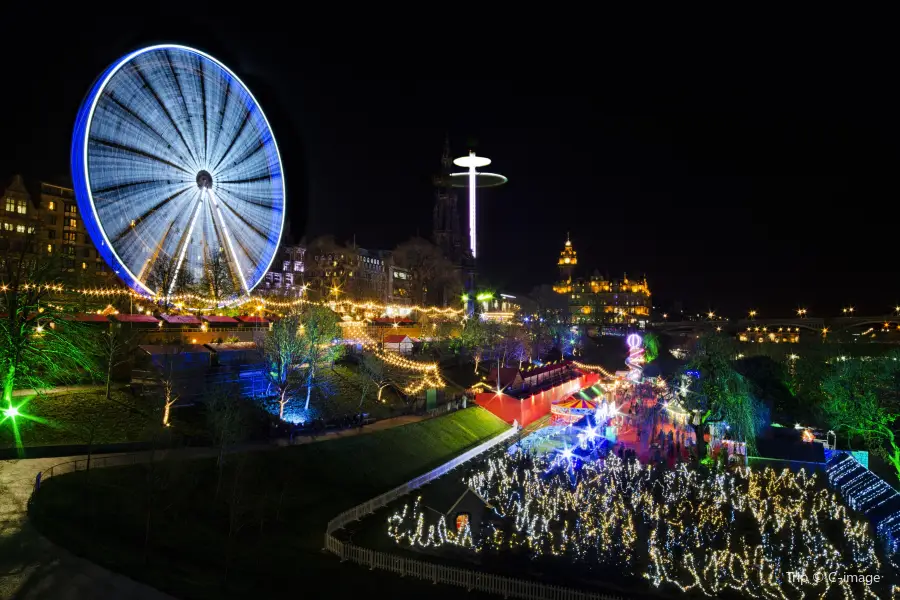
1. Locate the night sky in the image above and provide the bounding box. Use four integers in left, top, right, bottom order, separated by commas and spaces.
4, 17, 899, 317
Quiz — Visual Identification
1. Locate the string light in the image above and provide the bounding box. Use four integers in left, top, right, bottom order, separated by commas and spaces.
387, 448, 890, 598
572, 360, 615, 379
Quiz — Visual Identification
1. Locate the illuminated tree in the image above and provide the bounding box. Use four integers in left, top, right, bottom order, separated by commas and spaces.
200, 247, 236, 305
683, 334, 766, 456
262, 312, 306, 420
643, 332, 660, 363
1, 232, 96, 416
262, 305, 343, 419
296, 305, 343, 411
821, 352, 900, 480
452, 317, 490, 372
152, 345, 182, 427
358, 352, 407, 406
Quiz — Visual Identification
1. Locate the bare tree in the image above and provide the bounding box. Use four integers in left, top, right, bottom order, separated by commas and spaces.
146, 255, 195, 306
392, 236, 462, 306
359, 352, 404, 406
200, 247, 235, 304
92, 324, 136, 401
205, 384, 248, 499
148, 345, 183, 427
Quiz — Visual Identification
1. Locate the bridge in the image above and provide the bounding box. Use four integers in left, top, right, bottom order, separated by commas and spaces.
652, 315, 900, 336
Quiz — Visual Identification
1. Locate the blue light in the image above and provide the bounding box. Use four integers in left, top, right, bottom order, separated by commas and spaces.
71, 45, 285, 299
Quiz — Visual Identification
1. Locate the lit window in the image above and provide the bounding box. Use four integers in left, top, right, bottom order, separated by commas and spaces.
283, 261, 290, 271
16, 225, 25, 233
2, 222, 11, 231
82, 262, 87, 270
46, 244, 53, 253
47, 201, 56, 211
27, 226, 35, 234
4, 197, 13, 212
16, 199, 27, 214
67, 218, 77, 228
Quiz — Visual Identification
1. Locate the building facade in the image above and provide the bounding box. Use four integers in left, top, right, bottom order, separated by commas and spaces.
1, 175, 116, 287
260, 243, 412, 305
552, 236, 651, 327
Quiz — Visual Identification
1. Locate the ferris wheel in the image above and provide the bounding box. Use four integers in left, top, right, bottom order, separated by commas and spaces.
71, 44, 285, 300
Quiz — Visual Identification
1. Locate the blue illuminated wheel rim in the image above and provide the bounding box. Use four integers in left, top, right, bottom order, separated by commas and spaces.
71, 44, 285, 299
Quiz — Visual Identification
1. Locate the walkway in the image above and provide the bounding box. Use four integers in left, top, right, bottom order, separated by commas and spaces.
0, 412, 425, 599
11, 384, 108, 399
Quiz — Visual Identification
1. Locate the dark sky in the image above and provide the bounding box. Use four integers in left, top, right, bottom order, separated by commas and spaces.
4, 17, 899, 318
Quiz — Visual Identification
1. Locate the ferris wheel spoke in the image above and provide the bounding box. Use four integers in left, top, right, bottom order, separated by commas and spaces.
208, 189, 249, 294
211, 110, 252, 173
214, 190, 271, 242
100, 92, 196, 169
108, 185, 194, 244
89, 137, 192, 176
165, 49, 207, 168
132, 59, 200, 171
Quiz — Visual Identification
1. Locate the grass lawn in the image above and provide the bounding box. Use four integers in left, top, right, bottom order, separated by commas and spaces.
1, 390, 164, 450
315, 362, 407, 421
30, 407, 509, 599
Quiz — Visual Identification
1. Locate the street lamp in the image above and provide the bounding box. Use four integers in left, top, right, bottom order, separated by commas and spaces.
797, 308, 807, 317
707, 311, 715, 319
749, 310, 757, 319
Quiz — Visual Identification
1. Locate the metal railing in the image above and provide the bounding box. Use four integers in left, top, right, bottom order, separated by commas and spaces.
323, 423, 623, 600
31, 452, 144, 495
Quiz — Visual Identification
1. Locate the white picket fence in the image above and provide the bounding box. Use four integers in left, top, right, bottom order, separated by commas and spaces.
324, 422, 623, 600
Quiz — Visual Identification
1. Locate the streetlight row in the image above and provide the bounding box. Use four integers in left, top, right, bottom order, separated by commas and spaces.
679, 306, 900, 320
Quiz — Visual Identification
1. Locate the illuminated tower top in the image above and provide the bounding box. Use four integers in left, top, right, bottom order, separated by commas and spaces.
558, 233, 577, 278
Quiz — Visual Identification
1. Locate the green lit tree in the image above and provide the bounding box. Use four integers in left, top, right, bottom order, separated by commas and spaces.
643, 332, 660, 363
682, 334, 766, 457
0, 232, 99, 457
1, 233, 96, 409
821, 352, 900, 480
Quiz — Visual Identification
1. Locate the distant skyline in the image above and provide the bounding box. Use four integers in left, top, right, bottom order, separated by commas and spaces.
3, 16, 899, 317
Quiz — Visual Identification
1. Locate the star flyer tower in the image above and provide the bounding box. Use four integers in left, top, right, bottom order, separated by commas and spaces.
450, 151, 507, 260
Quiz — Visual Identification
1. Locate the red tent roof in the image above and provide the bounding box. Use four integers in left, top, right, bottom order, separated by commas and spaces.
160, 314, 202, 325
237, 315, 270, 324
201, 315, 240, 324
111, 314, 159, 324
71, 313, 111, 323
374, 317, 414, 324
383, 334, 412, 344
487, 367, 522, 389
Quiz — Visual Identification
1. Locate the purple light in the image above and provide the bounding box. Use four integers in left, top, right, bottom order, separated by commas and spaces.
626, 333, 642, 349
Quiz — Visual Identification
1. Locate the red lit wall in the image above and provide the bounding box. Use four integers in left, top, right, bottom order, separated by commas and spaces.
475, 372, 600, 427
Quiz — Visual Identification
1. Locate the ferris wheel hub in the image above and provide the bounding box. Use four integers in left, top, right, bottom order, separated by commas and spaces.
196, 170, 213, 189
